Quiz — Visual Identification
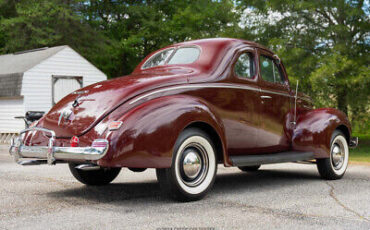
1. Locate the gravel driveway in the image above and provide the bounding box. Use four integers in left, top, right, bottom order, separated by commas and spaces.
0, 145, 369, 230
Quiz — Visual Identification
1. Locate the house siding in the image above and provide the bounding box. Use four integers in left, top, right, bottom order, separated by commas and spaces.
21, 46, 107, 113
0, 98, 25, 133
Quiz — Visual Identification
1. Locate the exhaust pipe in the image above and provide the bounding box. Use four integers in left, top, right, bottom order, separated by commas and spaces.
75, 164, 101, 171
18, 160, 47, 166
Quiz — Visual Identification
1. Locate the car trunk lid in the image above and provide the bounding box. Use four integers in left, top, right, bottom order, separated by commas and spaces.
39, 69, 192, 137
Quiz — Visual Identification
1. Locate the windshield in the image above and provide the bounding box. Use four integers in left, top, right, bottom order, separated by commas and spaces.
142, 47, 200, 69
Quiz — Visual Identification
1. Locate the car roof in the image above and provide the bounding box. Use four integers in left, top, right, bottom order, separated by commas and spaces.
134, 38, 275, 73
171, 38, 272, 53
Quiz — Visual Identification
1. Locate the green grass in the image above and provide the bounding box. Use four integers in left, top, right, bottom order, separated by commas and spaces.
349, 133, 370, 163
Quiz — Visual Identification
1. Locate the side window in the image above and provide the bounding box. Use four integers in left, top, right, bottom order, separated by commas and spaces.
260, 55, 284, 84
234, 52, 255, 79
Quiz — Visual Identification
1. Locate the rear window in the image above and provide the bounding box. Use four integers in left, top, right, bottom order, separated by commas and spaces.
168, 47, 200, 64
142, 48, 174, 69
142, 47, 200, 69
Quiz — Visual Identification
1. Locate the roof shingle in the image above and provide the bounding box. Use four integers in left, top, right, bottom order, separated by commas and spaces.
0, 46, 66, 75
0, 46, 67, 97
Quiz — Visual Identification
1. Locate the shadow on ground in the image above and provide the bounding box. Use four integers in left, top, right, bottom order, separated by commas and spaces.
47, 168, 320, 204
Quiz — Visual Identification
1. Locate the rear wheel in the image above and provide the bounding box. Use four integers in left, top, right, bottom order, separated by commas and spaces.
156, 128, 217, 201
69, 163, 121, 185
238, 165, 261, 172
317, 130, 349, 180
128, 168, 147, 172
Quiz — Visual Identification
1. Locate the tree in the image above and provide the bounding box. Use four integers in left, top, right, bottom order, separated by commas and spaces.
0, 0, 240, 78
238, 0, 370, 132
1, 0, 368, 132
0, 0, 112, 75
79, 0, 240, 76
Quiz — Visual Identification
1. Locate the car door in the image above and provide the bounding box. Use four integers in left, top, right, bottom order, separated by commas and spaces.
226, 48, 262, 155
257, 49, 291, 153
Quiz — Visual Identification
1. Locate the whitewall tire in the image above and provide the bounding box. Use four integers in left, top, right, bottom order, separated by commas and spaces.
156, 128, 217, 201
317, 130, 349, 180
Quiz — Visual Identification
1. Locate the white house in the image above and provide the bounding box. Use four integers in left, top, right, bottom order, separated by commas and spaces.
0, 46, 107, 141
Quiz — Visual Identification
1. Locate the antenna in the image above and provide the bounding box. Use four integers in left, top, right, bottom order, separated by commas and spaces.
293, 80, 299, 126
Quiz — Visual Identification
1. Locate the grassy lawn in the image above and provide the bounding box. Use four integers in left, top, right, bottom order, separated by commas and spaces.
349, 133, 370, 163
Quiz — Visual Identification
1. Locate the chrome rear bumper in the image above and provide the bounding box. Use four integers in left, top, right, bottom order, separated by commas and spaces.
9, 127, 108, 165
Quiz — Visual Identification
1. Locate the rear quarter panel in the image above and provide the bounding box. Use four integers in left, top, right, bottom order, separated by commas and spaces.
97, 95, 226, 168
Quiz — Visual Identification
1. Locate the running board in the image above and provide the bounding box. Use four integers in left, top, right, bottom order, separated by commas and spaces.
230, 151, 314, 167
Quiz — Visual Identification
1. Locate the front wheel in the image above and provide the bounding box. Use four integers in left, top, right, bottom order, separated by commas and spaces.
316, 130, 349, 180
156, 128, 217, 201
69, 163, 121, 185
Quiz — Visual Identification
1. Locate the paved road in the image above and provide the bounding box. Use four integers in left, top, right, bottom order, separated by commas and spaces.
0, 146, 369, 230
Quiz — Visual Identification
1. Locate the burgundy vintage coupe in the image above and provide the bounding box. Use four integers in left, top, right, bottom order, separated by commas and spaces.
10, 38, 358, 201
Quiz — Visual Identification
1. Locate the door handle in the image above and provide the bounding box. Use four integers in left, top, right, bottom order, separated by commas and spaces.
260, 95, 272, 99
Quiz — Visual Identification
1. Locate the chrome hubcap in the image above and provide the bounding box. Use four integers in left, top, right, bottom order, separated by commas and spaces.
331, 142, 344, 170
183, 151, 201, 179
180, 144, 208, 187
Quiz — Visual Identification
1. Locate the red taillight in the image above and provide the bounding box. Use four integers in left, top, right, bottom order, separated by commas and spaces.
70, 136, 79, 147
92, 139, 108, 148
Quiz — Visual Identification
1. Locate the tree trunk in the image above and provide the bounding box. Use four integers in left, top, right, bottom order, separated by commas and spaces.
337, 87, 348, 116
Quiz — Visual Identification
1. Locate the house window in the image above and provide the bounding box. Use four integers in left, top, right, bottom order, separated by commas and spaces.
52, 76, 83, 105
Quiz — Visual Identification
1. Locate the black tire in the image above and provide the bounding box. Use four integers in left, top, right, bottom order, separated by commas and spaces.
238, 165, 261, 172
156, 128, 217, 201
128, 168, 147, 172
69, 163, 121, 185
317, 130, 349, 180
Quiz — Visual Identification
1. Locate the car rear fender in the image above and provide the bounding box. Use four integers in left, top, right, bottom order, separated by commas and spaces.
98, 95, 227, 168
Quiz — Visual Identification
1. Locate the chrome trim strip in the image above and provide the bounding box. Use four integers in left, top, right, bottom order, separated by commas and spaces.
129, 83, 313, 105
260, 95, 272, 99
128, 83, 309, 105
129, 84, 261, 105
260, 89, 291, 97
